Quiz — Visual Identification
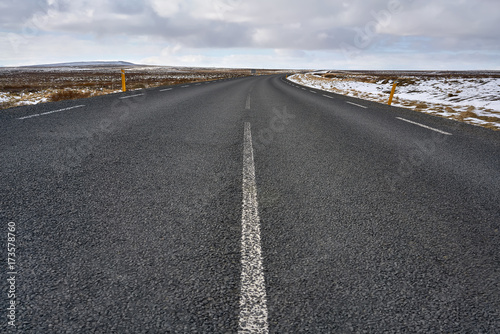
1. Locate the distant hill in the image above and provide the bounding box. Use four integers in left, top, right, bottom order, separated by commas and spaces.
24, 61, 137, 68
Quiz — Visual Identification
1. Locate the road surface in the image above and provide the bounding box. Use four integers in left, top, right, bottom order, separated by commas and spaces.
1, 75, 499, 332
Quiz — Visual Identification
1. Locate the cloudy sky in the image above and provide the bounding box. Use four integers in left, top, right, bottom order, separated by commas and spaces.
1, 0, 499, 69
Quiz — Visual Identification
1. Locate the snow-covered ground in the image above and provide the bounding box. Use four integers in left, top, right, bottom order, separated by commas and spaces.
0, 88, 120, 109
289, 72, 500, 130
1, 91, 51, 105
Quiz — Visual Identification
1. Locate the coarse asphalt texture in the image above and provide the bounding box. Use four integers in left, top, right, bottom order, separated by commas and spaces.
1, 74, 499, 333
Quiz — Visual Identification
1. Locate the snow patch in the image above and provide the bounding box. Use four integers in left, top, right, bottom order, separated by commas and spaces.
290, 72, 500, 130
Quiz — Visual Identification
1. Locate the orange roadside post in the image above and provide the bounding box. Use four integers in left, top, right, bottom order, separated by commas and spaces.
388, 81, 397, 105
121, 69, 126, 92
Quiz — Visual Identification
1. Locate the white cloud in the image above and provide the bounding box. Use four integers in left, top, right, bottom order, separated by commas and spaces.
160, 44, 183, 56
148, 0, 182, 17
1, 0, 499, 69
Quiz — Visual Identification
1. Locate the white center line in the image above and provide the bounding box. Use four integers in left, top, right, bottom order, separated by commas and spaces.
17, 105, 85, 120
323, 95, 334, 99
245, 94, 251, 110
346, 101, 368, 109
396, 117, 452, 135
160, 88, 172, 92
239, 122, 269, 334
120, 94, 144, 99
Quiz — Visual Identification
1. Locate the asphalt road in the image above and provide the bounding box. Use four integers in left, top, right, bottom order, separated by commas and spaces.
1, 75, 499, 333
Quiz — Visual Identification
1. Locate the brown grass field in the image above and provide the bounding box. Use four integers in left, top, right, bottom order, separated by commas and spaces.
0, 66, 289, 109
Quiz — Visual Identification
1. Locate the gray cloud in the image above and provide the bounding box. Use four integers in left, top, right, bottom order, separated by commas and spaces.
1, 0, 499, 69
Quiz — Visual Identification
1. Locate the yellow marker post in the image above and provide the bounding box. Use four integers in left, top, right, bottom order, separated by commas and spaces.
388, 81, 397, 105
121, 69, 127, 92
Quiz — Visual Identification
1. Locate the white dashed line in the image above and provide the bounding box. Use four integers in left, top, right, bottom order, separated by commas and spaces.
396, 117, 452, 135
309, 90, 317, 94
182, 85, 190, 88
239, 122, 268, 334
17, 105, 85, 120
301, 88, 306, 90
120, 94, 144, 99
160, 88, 172, 92
195, 83, 201, 86
323, 95, 334, 99
346, 101, 368, 109
246, 94, 251, 110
